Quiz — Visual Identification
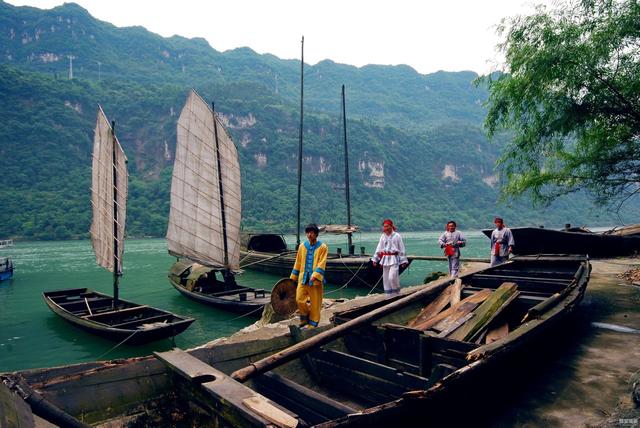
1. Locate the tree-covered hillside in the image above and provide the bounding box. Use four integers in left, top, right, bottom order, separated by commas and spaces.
0, 2, 637, 241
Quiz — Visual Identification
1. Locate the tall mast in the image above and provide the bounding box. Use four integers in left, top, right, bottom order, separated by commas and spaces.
111, 120, 120, 309
212, 102, 230, 268
342, 85, 353, 255
296, 36, 304, 247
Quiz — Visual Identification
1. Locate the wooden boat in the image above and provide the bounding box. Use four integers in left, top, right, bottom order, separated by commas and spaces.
42, 288, 194, 344
42, 107, 194, 344
166, 90, 271, 313
0, 256, 13, 282
168, 260, 270, 315
482, 224, 640, 257
240, 232, 404, 288
4, 255, 590, 427
240, 82, 410, 288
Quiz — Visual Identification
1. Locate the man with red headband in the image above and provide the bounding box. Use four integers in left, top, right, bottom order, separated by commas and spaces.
371, 219, 408, 296
490, 217, 515, 266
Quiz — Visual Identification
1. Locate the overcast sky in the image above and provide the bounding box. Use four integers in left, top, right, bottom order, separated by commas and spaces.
6, 0, 553, 75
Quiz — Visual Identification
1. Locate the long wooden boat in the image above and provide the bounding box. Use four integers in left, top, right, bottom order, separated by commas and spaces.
1, 255, 590, 427
240, 233, 408, 288
168, 260, 270, 315
42, 288, 194, 345
42, 107, 194, 344
482, 225, 640, 257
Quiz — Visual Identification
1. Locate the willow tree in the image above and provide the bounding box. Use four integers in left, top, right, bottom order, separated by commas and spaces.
484, 0, 640, 207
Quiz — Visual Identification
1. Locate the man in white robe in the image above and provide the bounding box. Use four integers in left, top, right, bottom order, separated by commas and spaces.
371, 219, 408, 296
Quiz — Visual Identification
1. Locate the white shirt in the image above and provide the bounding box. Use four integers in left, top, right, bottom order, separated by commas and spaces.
371, 231, 408, 266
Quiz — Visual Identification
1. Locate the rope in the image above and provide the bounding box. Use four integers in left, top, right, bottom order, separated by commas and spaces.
239, 251, 296, 269
95, 330, 139, 360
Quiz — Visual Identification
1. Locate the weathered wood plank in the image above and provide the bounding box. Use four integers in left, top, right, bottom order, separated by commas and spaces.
154, 349, 218, 383
436, 312, 474, 337
485, 323, 509, 344
242, 396, 298, 428
411, 289, 492, 331
448, 283, 519, 342
450, 279, 462, 306
407, 287, 451, 328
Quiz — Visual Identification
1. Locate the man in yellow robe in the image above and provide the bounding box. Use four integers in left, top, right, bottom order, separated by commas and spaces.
290, 224, 328, 328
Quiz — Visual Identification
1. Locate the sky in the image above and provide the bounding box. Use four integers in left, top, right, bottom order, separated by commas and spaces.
5, 0, 553, 75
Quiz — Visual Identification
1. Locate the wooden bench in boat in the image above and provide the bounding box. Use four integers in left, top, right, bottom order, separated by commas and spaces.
154, 349, 298, 428
253, 371, 357, 425
469, 274, 569, 293
208, 287, 267, 298
82, 305, 149, 320
110, 314, 174, 329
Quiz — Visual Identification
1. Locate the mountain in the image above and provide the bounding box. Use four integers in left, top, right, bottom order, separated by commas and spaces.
0, 1, 636, 241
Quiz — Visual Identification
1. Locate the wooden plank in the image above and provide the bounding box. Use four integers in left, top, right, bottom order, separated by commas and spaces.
242, 396, 298, 428
155, 348, 298, 427
411, 289, 492, 331
82, 305, 149, 319
254, 372, 355, 420
485, 323, 509, 344
407, 287, 451, 327
436, 312, 474, 337
154, 349, 218, 383
448, 283, 519, 342
450, 279, 462, 306
110, 314, 171, 329
431, 302, 478, 334
468, 291, 520, 343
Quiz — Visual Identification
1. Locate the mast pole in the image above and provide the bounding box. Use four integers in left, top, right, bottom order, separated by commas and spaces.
342, 85, 353, 255
296, 36, 304, 248
212, 102, 230, 269
111, 120, 120, 309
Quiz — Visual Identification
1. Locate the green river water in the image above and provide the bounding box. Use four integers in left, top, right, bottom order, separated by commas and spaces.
0, 230, 490, 372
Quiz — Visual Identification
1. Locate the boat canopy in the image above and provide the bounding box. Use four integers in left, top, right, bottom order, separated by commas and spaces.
166, 90, 242, 270
241, 233, 288, 252
319, 224, 360, 234
90, 106, 128, 274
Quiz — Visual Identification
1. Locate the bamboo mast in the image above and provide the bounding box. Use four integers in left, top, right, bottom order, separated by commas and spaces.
212, 102, 231, 278
111, 120, 120, 309
342, 85, 353, 255
296, 36, 304, 247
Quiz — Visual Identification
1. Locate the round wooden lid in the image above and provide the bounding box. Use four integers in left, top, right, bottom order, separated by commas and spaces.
270, 278, 297, 316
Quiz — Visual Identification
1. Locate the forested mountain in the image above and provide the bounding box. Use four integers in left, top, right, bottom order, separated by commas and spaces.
0, 1, 636, 240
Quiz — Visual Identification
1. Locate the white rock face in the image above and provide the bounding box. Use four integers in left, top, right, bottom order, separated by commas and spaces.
442, 164, 460, 182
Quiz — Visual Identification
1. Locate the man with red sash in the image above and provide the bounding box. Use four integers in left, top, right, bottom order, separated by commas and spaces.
490, 217, 515, 266
290, 224, 328, 328
438, 220, 466, 277
371, 219, 408, 296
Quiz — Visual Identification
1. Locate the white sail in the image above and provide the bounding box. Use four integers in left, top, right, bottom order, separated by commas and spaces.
90, 106, 128, 274
166, 90, 242, 270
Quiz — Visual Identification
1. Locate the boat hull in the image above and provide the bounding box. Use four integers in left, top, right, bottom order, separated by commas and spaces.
482, 227, 640, 257
42, 288, 195, 345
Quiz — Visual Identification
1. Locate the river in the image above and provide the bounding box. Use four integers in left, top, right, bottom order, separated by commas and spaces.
0, 230, 490, 372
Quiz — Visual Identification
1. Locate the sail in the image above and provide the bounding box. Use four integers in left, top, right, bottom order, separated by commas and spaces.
166, 90, 242, 270
90, 107, 128, 274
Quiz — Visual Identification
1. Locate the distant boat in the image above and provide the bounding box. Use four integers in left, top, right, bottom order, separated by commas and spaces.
482, 224, 640, 258
0, 256, 13, 282
43, 107, 194, 344
0, 239, 13, 249
166, 90, 271, 315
